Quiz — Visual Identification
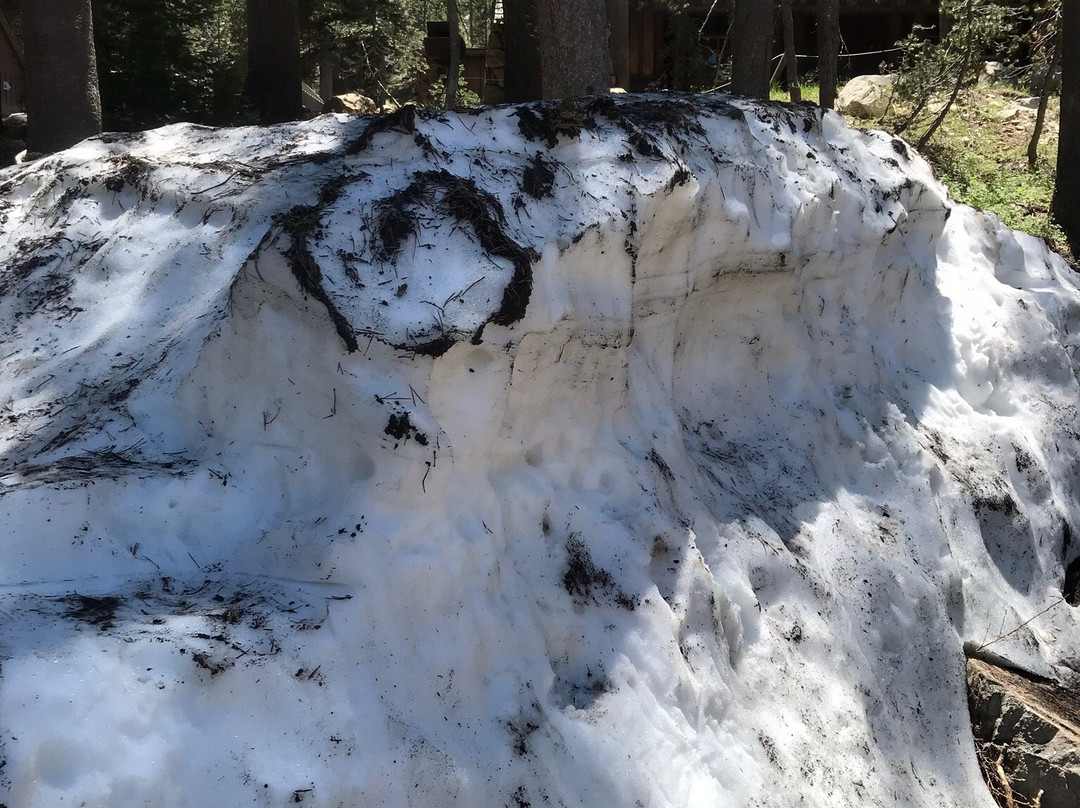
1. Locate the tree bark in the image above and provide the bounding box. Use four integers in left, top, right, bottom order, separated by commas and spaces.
246, 0, 302, 124
504, 0, 609, 100
916, 0, 972, 150
502, 0, 543, 101
1054, 0, 1080, 250
446, 0, 461, 107
606, 0, 630, 90
25, 0, 101, 154
781, 0, 800, 102
731, 0, 774, 99
534, 0, 609, 97
1028, 29, 1060, 169
319, 51, 336, 111
816, 0, 839, 109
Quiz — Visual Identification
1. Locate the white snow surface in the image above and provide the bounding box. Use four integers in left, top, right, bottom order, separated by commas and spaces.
1, 95, 1079, 807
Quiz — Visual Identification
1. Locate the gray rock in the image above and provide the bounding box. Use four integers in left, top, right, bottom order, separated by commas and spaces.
836, 75, 897, 119
979, 61, 1005, 87
325, 93, 378, 115
967, 657, 1080, 808
3, 112, 27, 138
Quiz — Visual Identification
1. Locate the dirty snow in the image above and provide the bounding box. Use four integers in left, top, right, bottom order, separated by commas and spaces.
0, 95, 1079, 808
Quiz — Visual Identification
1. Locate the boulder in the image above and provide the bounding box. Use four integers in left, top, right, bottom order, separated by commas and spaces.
836, 74, 896, 119
326, 93, 377, 115
15, 149, 43, 164
1030, 67, 1062, 94
3, 112, 27, 138
967, 657, 1080, 808
979, 61, 1005, 86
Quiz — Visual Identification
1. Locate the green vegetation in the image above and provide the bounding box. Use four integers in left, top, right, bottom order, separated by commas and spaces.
913, 92, 1066, 253
93, 0, 250, 130
770, 83, 819, 105
88, 0, 465, 131
870, 84, 1070, 262
771, 80, 1069, 262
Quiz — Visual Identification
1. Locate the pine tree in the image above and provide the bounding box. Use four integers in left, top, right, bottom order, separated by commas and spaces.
246, 0, 302, 123
1053, 0, 1080, 247
817, 0, 839, 109
25, 0, 102, 153
731, 0, 773, 98
503, 0, 609, 100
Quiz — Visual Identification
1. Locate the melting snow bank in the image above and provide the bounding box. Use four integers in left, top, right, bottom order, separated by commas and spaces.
1, 95, 1079, 807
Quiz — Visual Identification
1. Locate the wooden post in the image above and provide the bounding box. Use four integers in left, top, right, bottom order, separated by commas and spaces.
246, 0, 302, 124
817, 0, 839, 109
606, 0, 630, 89
731, 0, 774, 98
446, 0, 461, 107
781, 0, 801, 102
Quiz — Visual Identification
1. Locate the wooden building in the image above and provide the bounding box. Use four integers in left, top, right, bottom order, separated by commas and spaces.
628, 0, 941, 90
421, 20, 503, 105
424, 0, 940, 102
0, 9, 24, 117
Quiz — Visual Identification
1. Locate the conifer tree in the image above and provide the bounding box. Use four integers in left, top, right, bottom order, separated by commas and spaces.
246, 0, 302, 123
25, 0, 101, 153
1053, 0, 1079, 247
731, 0, 773, 98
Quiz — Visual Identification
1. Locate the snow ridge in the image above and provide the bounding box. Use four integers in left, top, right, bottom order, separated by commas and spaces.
0, 95, 1079, 808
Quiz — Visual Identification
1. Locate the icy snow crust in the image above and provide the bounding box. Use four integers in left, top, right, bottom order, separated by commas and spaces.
1, 95, 1079, 807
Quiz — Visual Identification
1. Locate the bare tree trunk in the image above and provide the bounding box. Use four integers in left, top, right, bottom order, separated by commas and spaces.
1029, 30, 1061, 169
916, 0, 972, 150
781, 0, 801, 102
502, 0, 543, 101
534, 0, 609, 97
246, 0, 302, 124
816, 0, 839, 109
319, 53, 336, 111
25, 0, 101, 154
504, 0, 608, 101
731, 0, 774, 98
1054, 0, 1080, 250
606, 0, 630, 89
446, 0, 461, 107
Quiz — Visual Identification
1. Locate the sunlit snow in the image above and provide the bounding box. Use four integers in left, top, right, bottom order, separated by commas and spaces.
1, 95, 1079, 808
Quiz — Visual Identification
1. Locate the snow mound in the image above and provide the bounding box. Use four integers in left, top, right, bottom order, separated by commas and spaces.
1, 95, 1079, 808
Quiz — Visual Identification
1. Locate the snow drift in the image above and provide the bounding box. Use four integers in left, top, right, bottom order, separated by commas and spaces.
1, 95, 1079, 808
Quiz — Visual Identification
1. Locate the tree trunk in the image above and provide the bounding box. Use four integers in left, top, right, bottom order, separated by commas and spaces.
25, 0, 101, 154
606, 0, 630, 90
246, 0, 302, 124
504, 0, 609, 100
1054, 0, 1080, 250
816, 0, 839, 109
446, 0, 461, 107
1028, 30, 1060, 169
534, 0, 610, 97
731, 0, 774, 98
916, 0, 972, 150
781, 0, 800, 102
319, 53, 336, 111
502, 0, 543, 101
